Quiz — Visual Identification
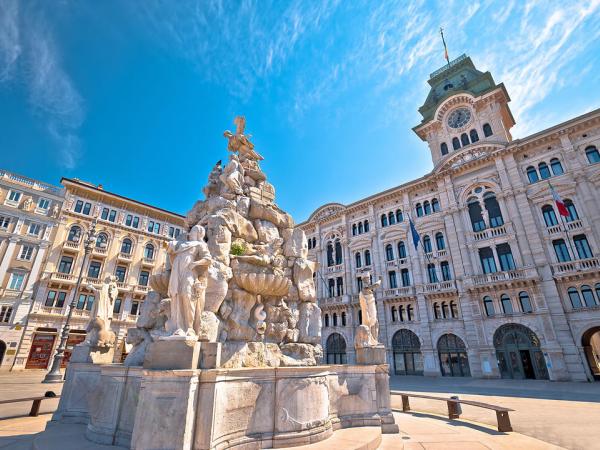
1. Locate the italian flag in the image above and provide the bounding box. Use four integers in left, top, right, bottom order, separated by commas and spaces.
550, 183, 569, 217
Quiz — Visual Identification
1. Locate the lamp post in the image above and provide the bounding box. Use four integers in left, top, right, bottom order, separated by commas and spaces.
43, 218, 98, 383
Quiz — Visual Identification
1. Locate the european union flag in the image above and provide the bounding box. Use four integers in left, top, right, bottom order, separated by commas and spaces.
409, 217, 420, 250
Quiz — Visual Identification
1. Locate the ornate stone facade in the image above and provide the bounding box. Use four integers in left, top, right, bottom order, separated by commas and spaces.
299, 55, 600, 382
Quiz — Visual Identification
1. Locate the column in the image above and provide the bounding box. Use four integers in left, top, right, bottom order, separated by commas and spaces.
23, 243, 49, 294
0, 237, 19, 285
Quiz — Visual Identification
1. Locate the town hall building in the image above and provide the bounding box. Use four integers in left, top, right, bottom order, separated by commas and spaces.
299, 54, 600, 382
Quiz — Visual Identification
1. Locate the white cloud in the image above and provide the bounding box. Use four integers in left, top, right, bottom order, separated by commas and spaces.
0, 0, 21, 82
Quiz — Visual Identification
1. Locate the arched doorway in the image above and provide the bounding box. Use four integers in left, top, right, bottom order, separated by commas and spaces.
392, 329, 423, 375
494, 324, 549, 380
438, 334, 470, 377
325, 333, 347, 364
0, 340, 6, 366
582, 326, 600, 380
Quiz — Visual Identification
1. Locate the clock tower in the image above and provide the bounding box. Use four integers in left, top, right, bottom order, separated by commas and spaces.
413, 54, 515, 167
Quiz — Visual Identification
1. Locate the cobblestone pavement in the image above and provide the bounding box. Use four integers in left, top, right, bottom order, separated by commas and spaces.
390, 375, 600, 450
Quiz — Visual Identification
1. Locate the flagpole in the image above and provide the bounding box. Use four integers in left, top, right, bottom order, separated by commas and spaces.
549, 181, 578, 265
440, 27, 450, 66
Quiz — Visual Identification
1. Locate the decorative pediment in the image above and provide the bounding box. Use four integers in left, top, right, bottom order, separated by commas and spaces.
435, 143, 503, 174
527, 178, 577, 201
348, 235, 372, 250
308, 203, 346, 222
379, 228, 407, 242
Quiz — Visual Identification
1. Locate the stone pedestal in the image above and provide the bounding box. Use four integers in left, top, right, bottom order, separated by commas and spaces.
70, 344, 115, 364
199, 342, 221, 369
143, 338, 201, 370
355, 345, 386, 365
51, 362, 103, 424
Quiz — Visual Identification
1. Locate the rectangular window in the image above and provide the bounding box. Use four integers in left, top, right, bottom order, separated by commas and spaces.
113, 297, 122, 313
58, 256, 74, 274
9, 273, 25, 290
0, 306, 13, 323
388, 271, 398, 289
108, 210, 117, 222
169, 226, 176, 238
441, 261, 451, 281
115, 266, 127, 283
131, 301, 140, 316
126, 214, 132, 226
82, 202, 92, 215
28, 223, 41, 236
132, 216, 139, 228
37, 198, 51, 210
45, 290, 57, 307
147, 220, 154, 232
19, 245, 34, 260
56, 291, 67, 307
0, 216, 10, 229
139, 270, 150, 286
574, 235, 593, 259
552, 239, 571, 262
153, 222, 160, 234
496, 243, 516, 271
336, 276, 343, 296
74, 200, 84, 213
8, 190, 21, 202
479, 247, 497, 274
427, 264, 438, 283
328, 279, 335, 298
88, 261, 102, 279
85, 295, 95, 311
76, 293, 87, 310
101, 208, 109, 220
401, 268, 410, 287
357, 277, 363, 292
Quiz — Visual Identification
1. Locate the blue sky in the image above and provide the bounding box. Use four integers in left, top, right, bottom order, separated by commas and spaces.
1, 1, 599, 221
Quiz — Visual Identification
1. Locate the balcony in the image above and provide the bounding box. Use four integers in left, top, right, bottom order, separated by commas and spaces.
320, 295, 348, 305
72, 309, 91, 319
326, 264, 343, 274
383, 286, 415, 298
63, 241, 80, 251
545, 219, 583, 236
470, 223, 511, 242
116, 282, 130, 292
134, 284, 150, 294
118, 252, 133, 262
356, 265, 372, 274
551, 257, 600, 278
50, 272, 77, 284
465, 267, 539, 290
142, 257, 156, 267
424, 250, 447, 260
84, 277, 102, 288
92, 246, 108, 257
35, 305, 65, 316
421, 280, 457, 294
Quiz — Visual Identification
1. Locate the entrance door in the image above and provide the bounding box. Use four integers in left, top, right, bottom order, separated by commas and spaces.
520, 350, 536, 379
581, 326, 600, 381
26, 334, 56, 369
437, 334, 471, 377
494, 324, 549, 380
392, 330, 423, 375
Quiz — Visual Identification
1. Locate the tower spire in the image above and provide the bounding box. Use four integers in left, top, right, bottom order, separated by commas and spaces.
440, 27, 450, 66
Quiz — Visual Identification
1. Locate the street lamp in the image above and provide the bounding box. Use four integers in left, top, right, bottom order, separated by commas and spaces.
43, 218, 99, 383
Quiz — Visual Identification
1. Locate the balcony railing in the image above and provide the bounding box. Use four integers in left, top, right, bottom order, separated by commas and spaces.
545, 219, 583, 236
72, 309, 91, 318
356, 265, 372, 274
142, 257, 156, 266
134, 285, 150, 293
36, 305, 65, 316
92, 246, 108, 256
64, 241, 80, 250
118, 252, 133, 261
321, 295, 347, 305
422, 280, 456, 293
467, 267, 538, 287
326, 264, 344, 274
116, 282, 130, 291
384, 286, 415, 298
552, 257, 600, 276
50, 272, 77, 283
471, 223, 510, 242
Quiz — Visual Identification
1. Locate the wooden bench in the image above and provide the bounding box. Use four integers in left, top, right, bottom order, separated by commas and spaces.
392, 391, 514, 432
0, 391, 60, 417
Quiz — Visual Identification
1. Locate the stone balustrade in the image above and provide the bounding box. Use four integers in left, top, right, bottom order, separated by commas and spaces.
383, 286, 416, 298
545, 219, 583, 236
470, 222, 511, 242
551, 257, 600, 276
325, 264, 344, 274
466, 267, 538, 287
421, 280, 456, 293
50, 272, 77, 283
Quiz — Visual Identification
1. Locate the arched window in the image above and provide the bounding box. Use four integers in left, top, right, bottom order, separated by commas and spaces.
312, 237, 317, 248
550, 158, 564, 176
450, 301, 458, 318
469, 129, 479, 143
381, 214, 388, 227
332, 313, 338, 326
542, 205, 558, 227
438, 334, 470, 377
365, 250, 371, 266
396, 209, 403, 223
397, 241, 406, 259
568, 287, 582, 309
581, 285, 596, 307
423, 201, 431, 215
452, 137, 461, 150
121, 238, 133, 254
431, 198, 440, 212
433, 302, 440, 319
341, 312, 347, 326
334, 240, 342, 265
398, 305, 405, 322
441, 142, 449, 155
144, 243, 155, 260
391, 329, 422, 375
460, 133, 470, 146
407, 305, 413, 321
67, 225, 82, 243
352, 224, 357, 236
483, 192, 504, 227
538, 162, 551, 179
441, 302, 449, 318
435, 232, 445, 250
364, 220, 370, 232
519, 292, 533, 313
325, 333, 347, 364
358, 222, 363, 234
416, 203, 423, 217
324, 314, 329, 327
307, 239, 312, 250
391, 306, 398, 322
564, 199, 579, 222
327, 242, 334, 266
468, 198, 485, 232
526, 166, 539, 183
355, 252, 362, 268
95, 232, 108, 248
483, 296, 495, 316
585, 145, 600, 164
422, 235, 432, 253
385, 244, 394, 261
388, 211, 396, 225
500, 294, 513, 314
483, 123, 493, 137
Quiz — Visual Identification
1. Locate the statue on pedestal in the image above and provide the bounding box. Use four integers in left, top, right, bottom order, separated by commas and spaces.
85, 275, 118, 348
164, 224, 212, 339
355, 274, 382, 348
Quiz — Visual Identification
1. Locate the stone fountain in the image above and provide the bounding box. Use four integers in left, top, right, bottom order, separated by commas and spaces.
51, 117, 398, 449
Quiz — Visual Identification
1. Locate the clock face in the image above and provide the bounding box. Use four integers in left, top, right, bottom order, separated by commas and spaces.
447, 107, 471, 129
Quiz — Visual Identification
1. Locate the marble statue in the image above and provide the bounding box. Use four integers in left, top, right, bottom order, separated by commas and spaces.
164, 224, 212, 339
85, 275, 118, 348
202, 160, 222, 198
51, 203, 60, 218
357, 274, 382, 346
23, 196, 33, 211
220, 153, 245, 197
